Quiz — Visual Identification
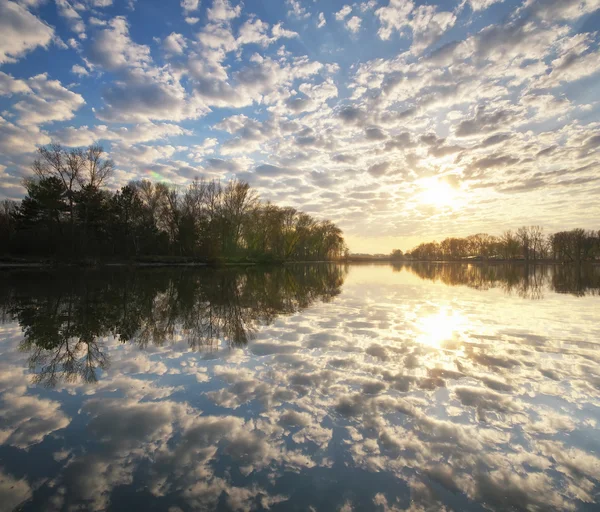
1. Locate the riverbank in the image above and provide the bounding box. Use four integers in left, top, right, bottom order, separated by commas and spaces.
1, 256, 598, 269
348, 257, 600, 265
0, 256, 257, 269
0, 255, 340, 269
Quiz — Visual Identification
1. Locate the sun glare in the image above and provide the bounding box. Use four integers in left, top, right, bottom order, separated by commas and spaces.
416, 308, 465, 348
417, 178, 459, 207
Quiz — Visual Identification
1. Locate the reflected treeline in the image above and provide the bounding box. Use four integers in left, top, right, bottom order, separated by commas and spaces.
0, 265, 347, 387
395, 262, 600, 298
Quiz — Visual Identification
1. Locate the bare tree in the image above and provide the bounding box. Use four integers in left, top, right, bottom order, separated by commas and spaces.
82, 144, 114, 188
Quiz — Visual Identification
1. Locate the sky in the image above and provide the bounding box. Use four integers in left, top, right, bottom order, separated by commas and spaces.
0, 0, 599, 253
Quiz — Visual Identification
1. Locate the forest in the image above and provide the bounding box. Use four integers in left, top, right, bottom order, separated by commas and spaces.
0, 144, 348, 263
393, 226, 600, 263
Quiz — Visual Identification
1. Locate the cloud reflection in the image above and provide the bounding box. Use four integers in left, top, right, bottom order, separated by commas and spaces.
0, 264, 599, 510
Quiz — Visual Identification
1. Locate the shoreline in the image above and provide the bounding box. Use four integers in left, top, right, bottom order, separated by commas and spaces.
347, 258, 600, 265
0, 258, 343, 269
1, 258, 598, 269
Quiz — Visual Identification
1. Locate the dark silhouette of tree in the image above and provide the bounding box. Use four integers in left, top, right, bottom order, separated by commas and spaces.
13, 177, 68, 254
4, 145, 347, 263
0, 199, 18, 254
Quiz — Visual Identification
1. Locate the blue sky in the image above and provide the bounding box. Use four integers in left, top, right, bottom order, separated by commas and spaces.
0, 0, 599, 252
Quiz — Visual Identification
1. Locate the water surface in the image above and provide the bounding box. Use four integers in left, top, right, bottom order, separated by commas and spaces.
1, 263, 600, 511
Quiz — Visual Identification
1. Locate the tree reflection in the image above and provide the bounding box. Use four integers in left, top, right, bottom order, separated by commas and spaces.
394, 262, 600, 298
0, 265, 347, 387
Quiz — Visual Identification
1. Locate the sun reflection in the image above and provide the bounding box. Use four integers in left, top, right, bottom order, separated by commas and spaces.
416, 308, 465, 348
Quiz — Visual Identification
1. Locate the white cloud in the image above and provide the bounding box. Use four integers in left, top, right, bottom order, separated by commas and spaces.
88, 16, 151, 71
163, 32, 187, 55
375, 1, 456, 52
207, 0, 241, 22
271, 22, 299, 40
0, 115, 51, 154
85, 0, 113, 6
55, 0, 86, 37
346, 15, 362, 33
13, 73, 85, 126
286, 0, 309, 19
71, 64, 89, 76
376, 0, 414, 40
467, 0, 504, 11
524, 0, 600, 21
410, 5, 456, 53
0, 71, 31, 96
317, 12, 326, 28
0, 0, 54, 64
335, 4, 352, 21
53, 122, 189, 147
96, 71, 207, 123
180, 0, 199, 15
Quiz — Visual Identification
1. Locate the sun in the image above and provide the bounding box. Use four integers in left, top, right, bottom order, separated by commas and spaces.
417, 178, 459, 207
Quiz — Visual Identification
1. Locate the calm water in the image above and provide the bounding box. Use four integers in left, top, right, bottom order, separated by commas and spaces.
1, 263, 600, 512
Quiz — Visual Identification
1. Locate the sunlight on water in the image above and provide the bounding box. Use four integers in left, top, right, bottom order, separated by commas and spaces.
416, 308, 466, 348
1, 263, 600, 511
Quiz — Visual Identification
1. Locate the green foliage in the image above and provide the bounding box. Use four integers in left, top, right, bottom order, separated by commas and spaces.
403, 226, 600, 262
1, 145, 347, 263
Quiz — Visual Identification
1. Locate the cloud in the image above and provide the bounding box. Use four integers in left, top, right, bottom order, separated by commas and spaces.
0, 469, 31, 511
0, 115, 50, 154
466, 0, 504, 11
346, 15, 362, 33
163, 32, 187, 55
0, 392, 70, 448
207, 0, 241, 22
88, 16, 151, 71
0, 71, 31, 95
55, 0, 86, 37
13, 73, 85, 126
335, 5, 352, 21
71, 64, 89, 76
254, 163, 295, 177
0, 0, 54, 64
376, 0, 414, 41
97, 75, 206, 123
525, 0, 600, 21
286, 0, 309, 19
180, 0, 199, 15
455, 106, 517, 137
53, 122, 189, 147
317, 12, 326, 28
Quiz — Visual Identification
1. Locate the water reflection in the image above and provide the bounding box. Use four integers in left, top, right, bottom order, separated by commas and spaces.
396, 262, 600, 298
0, 265, 346, 387
1, 263, 600, 511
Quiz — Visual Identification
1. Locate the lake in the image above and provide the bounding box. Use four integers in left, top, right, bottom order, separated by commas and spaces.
1, 263, 600, 511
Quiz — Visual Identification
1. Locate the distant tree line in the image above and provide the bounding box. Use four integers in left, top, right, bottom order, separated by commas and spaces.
393, 226, 600, 263
0, 144, 348, 263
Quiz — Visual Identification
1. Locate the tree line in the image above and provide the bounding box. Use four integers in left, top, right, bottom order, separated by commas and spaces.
392, 226, 600, 263
0, 144, 348, 263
